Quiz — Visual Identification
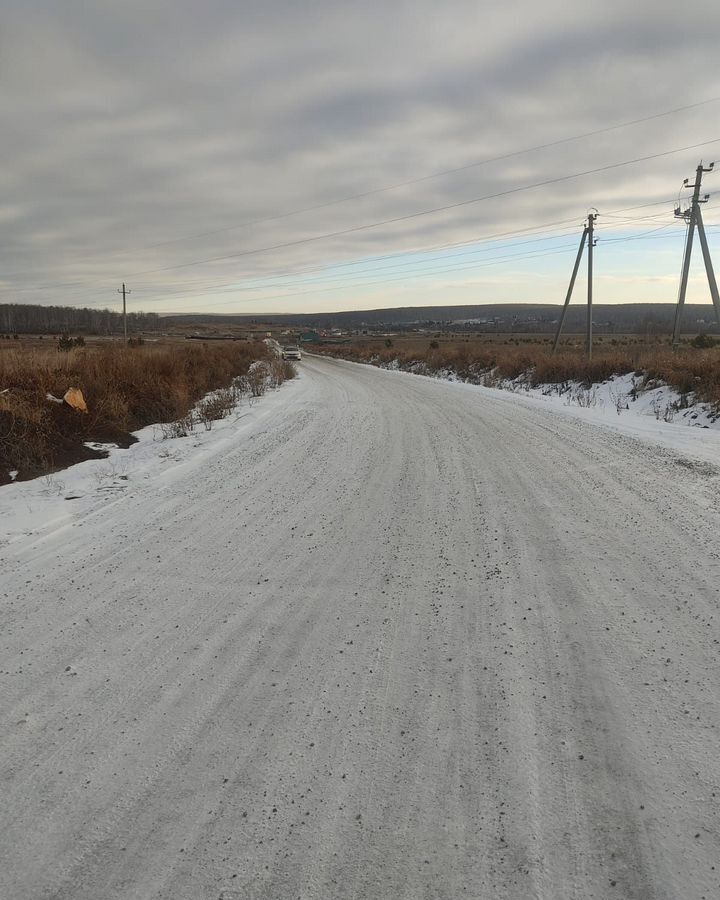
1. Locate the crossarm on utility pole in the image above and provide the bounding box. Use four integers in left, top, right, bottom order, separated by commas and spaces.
552, 227, 588, 354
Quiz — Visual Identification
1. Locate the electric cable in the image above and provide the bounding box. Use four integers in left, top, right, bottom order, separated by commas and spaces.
126, 136, 720, 278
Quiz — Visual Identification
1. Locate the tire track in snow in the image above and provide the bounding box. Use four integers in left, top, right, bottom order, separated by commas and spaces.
2, 355, 719, 899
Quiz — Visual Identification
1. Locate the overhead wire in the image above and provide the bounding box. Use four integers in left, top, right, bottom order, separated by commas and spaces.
7, 197, 686, 297
134, 230, 588, 300
2, 88, 717, 309
137, 244, 588, 308
129, 201, 694, 301
125, 136, 720, 279
132, 223, 588, 296
5, 91, 710, 277
2, 158, 714, 305
132, 94, 720, 251
2, 215, 590, 294
9, 197, 691, 305
129, 201, 704, 295
138, 228, 692, 310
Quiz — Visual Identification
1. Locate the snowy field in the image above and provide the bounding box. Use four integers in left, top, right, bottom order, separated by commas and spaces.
2, 354, 719, 899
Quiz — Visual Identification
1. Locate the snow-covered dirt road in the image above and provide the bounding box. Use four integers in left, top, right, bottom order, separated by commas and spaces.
2, 355, 720, 900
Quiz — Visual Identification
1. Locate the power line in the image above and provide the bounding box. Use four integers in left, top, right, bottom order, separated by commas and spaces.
127, 136, 720, 278
134, 225, 587, 296
0, 195, 705, 301
2, 197, 689, 301
139, 244, 586, 308
132, 218, 682, 301
2, 215, 582, 293
135, 231, 586, 300
139, 220, 587, 291
13, 95, 712, 278
601, 223, 680, 243
4, 96, 717, 301
5, 198, 685, 302
265, 197, 690, 282
138, 229, 691, 310
137, 95, 720, 251
1, 190, 700, 294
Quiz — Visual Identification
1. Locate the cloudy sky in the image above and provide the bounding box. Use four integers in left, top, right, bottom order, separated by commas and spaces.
2, 0, 720, 315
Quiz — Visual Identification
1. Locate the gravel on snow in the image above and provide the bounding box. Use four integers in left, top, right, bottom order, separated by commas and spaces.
1, 354, 719, 899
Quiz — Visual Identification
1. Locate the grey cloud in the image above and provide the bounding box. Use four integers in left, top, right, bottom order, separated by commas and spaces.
1, 1, 720, 312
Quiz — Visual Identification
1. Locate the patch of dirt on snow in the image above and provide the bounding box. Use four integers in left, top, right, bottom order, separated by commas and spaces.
673, 456, 720, 478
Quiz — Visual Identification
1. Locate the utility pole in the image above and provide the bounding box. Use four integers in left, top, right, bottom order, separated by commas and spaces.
587, 212, 595, 362
552, 211, 597, 359
671, 162, 719, 346
117, 283, 131, 343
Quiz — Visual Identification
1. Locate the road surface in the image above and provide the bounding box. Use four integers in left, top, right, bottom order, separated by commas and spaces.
2, 355, 719, 899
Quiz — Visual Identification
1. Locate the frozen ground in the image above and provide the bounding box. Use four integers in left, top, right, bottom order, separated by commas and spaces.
1, 355, 720, 899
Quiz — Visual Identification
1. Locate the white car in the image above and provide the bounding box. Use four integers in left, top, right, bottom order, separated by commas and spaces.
282, 345, 302, 360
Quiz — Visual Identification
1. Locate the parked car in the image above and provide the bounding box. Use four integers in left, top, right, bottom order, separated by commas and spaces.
282, 345, 302, 360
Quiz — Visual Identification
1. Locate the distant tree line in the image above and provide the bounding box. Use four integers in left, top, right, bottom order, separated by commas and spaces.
0, 303, 161, 335
166, 303, 720, 334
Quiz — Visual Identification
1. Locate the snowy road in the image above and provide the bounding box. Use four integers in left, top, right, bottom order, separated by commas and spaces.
2, 355, 720, 900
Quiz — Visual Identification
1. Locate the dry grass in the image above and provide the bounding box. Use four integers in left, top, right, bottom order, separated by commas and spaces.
0, 341, 291, 482
316, 340, 720, 406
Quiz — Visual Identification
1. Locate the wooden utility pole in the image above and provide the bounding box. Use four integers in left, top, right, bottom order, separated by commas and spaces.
117, 283, 131, 342
552, 211, 597, 359
672, 162, 720, 346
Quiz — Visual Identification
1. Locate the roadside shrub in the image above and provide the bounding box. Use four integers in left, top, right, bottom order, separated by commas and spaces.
0, 341, 288, 482
56, 334, 85, 351
196, 389, 235, 430
0, 396, 49, 476
316, 339, 720, 409
159, 415, 194, 439
240, 363, 269, 397
690, 334, 718, 349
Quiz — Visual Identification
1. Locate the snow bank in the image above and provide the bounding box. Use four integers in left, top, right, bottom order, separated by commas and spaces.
329, 354, 720, 465
0, 373, 304, 548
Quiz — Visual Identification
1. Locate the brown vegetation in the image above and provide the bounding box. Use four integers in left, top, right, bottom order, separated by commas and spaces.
0, 341, 293, 483
315, 339, 720, 407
